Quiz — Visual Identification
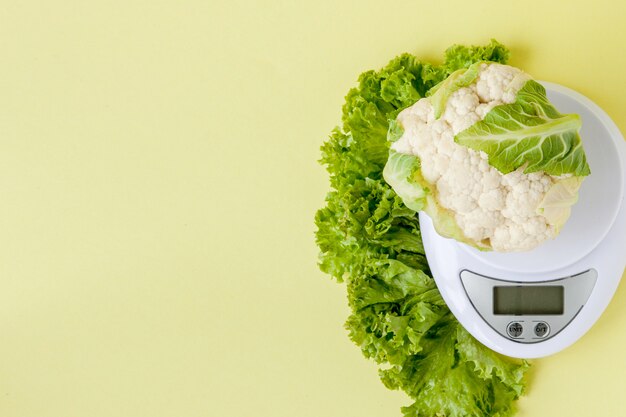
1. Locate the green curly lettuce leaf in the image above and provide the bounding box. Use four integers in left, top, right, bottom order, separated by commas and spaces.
455, 80, 591, 176
315, 39, 528, 417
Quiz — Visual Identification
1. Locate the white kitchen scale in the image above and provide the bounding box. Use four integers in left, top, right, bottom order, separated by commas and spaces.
420, 82, 626, 359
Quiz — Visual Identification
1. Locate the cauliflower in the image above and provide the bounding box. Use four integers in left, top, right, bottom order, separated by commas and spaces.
385, 63, 589, 252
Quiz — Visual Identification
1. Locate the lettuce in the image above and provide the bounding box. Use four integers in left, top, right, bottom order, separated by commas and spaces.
455, 80, 591, 176
315, 40, 528, 417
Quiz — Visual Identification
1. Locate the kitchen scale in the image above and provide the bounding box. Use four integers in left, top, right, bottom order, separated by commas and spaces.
420, 81, 626, 359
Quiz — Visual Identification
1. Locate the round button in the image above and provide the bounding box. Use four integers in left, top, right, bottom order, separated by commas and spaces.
507, 322, 524, 338
534, 322, 550, 338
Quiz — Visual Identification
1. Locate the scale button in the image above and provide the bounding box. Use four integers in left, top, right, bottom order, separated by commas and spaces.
534, 322, 550, 338
507, 322, 524, 338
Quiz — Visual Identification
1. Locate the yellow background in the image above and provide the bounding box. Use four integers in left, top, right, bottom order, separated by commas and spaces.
0, 1, 624, 416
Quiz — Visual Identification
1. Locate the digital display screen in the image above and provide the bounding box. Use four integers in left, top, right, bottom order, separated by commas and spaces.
493, 286, 564, 315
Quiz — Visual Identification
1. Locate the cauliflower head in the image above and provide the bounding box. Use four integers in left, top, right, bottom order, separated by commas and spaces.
384, 62, 590, 252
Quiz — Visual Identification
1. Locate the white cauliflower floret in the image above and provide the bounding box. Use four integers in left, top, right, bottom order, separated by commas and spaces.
392, 63, 560, 252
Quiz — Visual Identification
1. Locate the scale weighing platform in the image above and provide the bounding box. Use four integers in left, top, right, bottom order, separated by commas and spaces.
420, 82, 626, 359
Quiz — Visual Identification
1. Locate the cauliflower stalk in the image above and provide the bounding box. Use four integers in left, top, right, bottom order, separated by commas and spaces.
383, 62, 590, 252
